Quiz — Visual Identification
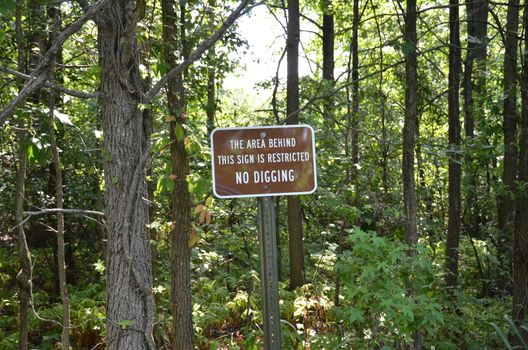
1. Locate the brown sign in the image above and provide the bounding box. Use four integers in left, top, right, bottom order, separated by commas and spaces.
211, 125, 317, 198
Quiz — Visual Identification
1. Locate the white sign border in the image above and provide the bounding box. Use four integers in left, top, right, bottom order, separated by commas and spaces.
210, 124, 318, 199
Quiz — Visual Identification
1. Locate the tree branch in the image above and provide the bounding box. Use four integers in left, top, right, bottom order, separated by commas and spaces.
145, 0, 254, 103
0, 0, 110, 128
9, 208, 105, 232
0, 66, 98, 99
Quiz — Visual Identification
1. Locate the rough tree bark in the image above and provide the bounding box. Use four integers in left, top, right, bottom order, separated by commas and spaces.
322, 1, 334, 82
497, 0, 520, 294
286, 0, 305, 290
350, 0, 360, 179
97, 0, 155, 348
512, 0, 528, 342
162, 0, 195, 348
403, 0, 418, 248
445, 0, 462, 292
403, 0, 420, 347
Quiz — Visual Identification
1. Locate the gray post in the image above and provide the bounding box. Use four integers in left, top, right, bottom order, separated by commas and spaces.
257, 196, 281, 349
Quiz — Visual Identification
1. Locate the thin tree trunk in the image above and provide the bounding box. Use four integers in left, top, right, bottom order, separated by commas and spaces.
350, 0, 360, 181
321, 0, 337, 304
512, 0, 528, 343
497, 0, 520, 294
162, 0, 195, 348
403, 0, 418, 247
15, 117, 31, 350
403, 0, 420, 347
286, 0, 305, 290
206, 63, 216, 136
336, 0, 358, 307
445, 0, 462, 292
206, 0, 217, 136
47, 6, 71, 347
322, 1, 334, 83
47, 5, 71, 348
49, 94, 71, 350
462, 1, 487, 295
15, 0, 31, 347
97, 0, 155, 348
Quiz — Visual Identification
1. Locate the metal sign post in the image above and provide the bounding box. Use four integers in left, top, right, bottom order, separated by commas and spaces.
210, 124, 318, 349
257, 196, 281, 350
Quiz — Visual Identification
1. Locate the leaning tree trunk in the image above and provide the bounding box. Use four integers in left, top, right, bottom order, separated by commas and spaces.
445, 0, 462, 293
162, 0, 195, 348
497, 0, 520, 294
512, 0, 528, 343
97, 0, 155, 348
286, 0, 305, 290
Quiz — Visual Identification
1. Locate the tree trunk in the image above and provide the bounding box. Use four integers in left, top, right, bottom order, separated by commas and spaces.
336, 0, 358, 308
403, 0, 418, 248
322, 1, 334, 83
462, 1, 487, 293
162, 0, 195, 348
206, 62, 216, 136
47, 5, 71, 348
206, 0, 217, 136
97, 0, 155, 348
445, 0, 462, 292
286, 0, 305, 290
463, 0, 488, 140
15, 0, 31, 347
15, 115, 31, 350
49, 96, 71, 350
403, 0, 421, 347
512, 0, 528, 343
497, 0, 520, 294
350, 0, 360, 181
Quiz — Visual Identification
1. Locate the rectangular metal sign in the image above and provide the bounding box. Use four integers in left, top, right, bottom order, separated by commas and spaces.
211, 125, 317, 198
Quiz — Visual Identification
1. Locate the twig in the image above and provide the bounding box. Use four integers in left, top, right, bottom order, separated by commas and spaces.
9, 208, 105, 232
0, 0, 110, 127
0, 66, 98, 99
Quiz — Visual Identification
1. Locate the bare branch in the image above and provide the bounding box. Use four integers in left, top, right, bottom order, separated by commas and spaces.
9, 208, 105, 232
0, 0, 110, 128
0, 66, 98, 99
145, 0, 254, 103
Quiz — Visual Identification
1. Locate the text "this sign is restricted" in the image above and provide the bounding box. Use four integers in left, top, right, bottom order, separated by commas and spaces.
211, 125, 317, 198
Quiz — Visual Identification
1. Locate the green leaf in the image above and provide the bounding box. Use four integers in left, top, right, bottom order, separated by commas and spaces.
93, 259, 105, 275
118, 319, 135, 329
347, 307, 363, 323
26, 144, 34, 161
505, 316, 528, 348
401, 40, 416, 56
0, 0, 16, 14
175, 123, 185, 141
491, 322, 513, 350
